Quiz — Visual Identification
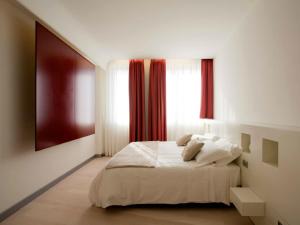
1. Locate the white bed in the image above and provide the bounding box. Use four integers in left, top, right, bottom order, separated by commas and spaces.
89, 141, 240, 208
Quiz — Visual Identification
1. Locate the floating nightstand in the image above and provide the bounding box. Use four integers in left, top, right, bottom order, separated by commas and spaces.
230, 187, 265, 216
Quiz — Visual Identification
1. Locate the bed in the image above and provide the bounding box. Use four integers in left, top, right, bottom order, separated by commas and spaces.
89, 141, 240, 208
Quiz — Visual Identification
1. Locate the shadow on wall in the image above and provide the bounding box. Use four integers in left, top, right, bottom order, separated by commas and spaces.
217, 89, 237, 122
1, 0, 35, 158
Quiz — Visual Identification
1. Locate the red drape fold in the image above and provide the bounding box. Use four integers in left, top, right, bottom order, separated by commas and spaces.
148, 59, 167, 141
129, 59, 146, 142
200, 59, 214, 119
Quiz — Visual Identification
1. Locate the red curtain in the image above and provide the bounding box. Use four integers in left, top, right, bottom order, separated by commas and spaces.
148, 59, 167, 141
129, 59, 146, 142
200, 59, 214, 119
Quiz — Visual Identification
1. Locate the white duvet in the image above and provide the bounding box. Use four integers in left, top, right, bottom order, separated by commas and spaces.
89, 141, 240, 208
106, 142, 159, 169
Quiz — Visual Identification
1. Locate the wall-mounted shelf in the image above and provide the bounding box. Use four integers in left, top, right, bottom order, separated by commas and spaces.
230, 187, 265, 216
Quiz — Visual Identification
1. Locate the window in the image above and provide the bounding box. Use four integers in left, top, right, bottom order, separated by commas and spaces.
106, 60, 129, 126
166, 59, 203, 140
104, 60, 129, 155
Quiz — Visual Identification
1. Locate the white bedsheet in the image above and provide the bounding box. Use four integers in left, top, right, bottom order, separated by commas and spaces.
89, 141, 240, 208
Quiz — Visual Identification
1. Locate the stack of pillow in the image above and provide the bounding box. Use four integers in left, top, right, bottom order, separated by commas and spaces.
177, 134, 241, 167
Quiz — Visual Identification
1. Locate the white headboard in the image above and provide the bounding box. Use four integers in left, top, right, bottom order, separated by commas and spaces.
207, 120, 300, 225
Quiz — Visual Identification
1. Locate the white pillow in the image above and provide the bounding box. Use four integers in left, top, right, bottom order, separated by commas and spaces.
195, 140, 231, 167
191, 134, 220, 142
214, 138, 242, 166
214, 138, 236, 151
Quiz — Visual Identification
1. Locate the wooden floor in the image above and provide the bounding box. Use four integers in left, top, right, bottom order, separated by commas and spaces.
1, 157, 253, 225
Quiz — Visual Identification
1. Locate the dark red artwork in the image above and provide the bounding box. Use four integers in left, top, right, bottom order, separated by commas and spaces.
36, 22, 95, 151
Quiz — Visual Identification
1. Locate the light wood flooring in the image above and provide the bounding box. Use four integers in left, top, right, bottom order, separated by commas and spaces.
1, 157, 253, 225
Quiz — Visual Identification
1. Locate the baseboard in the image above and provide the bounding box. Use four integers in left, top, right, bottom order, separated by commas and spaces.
0, 155, 97, 222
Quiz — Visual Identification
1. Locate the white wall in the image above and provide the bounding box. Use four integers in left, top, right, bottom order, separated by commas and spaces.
0, 0, 97, 213
214, 0, 300, 225
215, 0, 300, 128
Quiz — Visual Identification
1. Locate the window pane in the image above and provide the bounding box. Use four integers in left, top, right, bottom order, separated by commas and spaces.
166, 59, 202, 140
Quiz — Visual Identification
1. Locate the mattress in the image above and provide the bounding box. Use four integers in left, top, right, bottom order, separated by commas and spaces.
89, 141, 240, 207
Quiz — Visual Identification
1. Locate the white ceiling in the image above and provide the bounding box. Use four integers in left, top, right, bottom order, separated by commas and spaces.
18, 0, 255, 68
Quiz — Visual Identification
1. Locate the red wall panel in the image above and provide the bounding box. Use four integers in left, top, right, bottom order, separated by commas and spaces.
36, 22, 95, 151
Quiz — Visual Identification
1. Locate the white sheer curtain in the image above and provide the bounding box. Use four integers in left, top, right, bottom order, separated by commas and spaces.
104, 60, 129, 156
166, 59, 204, 140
